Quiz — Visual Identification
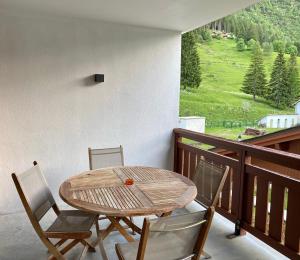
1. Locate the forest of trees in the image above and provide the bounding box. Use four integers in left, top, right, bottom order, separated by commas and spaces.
204, 0, 300, 56
180, 0, 300, 108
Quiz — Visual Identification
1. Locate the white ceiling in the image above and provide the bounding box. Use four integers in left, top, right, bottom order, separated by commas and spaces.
0, 0, 260, 32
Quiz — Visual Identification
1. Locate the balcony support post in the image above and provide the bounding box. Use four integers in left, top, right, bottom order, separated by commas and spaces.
227, 151, 250, 239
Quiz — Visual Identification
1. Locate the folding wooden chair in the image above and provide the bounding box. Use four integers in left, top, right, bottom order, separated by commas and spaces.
12, 161, 108, 260
115, 207, 215, 260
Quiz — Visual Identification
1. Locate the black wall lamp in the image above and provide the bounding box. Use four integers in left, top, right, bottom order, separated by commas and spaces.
94, 74, 104, 83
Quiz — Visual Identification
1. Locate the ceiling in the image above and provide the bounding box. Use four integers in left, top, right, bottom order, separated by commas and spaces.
0, 0, 260, 32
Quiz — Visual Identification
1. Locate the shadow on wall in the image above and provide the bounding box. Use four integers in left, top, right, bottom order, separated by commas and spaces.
80, 75, 98, 87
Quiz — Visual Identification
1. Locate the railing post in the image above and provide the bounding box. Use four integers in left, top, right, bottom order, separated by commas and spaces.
233, 150, 248, 237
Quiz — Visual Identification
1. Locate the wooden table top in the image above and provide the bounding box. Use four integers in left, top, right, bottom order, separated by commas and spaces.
59, 166, 197, 216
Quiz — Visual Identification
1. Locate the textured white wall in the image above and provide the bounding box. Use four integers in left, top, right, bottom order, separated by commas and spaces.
179, 117, 206, 133
259, 115, 300, 128
0, 14, 181, 214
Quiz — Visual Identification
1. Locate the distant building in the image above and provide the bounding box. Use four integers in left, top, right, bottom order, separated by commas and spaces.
179, 116, 205, 133
258, 101, 300, 128
294, 99, 300, 115
258, 114, 300, 128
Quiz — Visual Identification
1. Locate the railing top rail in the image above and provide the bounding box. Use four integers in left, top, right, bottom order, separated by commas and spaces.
178, 141, 239, 168
246, 164, 300, 187
174, 128, 300, 170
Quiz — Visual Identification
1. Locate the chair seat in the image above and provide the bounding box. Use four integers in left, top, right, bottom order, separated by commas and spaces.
45, 210, 97, 239
116, 232, 195, 260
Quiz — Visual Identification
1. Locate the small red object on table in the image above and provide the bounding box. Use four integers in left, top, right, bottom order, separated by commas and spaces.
124, 178, 134, 186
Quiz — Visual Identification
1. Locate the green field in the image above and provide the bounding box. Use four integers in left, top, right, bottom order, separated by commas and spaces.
205, 127, 279, 141
180, 38, 298, 140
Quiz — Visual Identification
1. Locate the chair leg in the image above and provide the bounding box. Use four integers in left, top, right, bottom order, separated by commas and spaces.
60, 239, 80, 255
47, 239, 67, 253
78, 241, 89, 260
96, 220, 109, 260
54, 239, 67, 249
80, 239, 96, 252
130, 216, 135, 235
44, 238, 66, 260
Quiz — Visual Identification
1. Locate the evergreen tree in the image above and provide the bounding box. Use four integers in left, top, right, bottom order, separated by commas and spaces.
287, 53, 300, 104
236, 38, 246, 51
247, 39, 257, 50
273, 40, 285, 53
181, 32, 201, 89
294, 41, 300, 56
262, 42, 273, 56
286, 45, 298, 55
267, 51, 289, 108
198, 28, 212, 42
241, 45, 267, 100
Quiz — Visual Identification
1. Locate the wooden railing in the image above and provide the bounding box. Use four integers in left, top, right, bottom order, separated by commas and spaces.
173, 128, 300, 259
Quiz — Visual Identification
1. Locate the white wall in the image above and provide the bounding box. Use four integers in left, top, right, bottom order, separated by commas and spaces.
259, 115, 300, 128
179, 117, 206, 133
0, 13, 181, 214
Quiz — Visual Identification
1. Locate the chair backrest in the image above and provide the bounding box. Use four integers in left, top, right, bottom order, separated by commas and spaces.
136, 207, 215, 260
12, 162, 57, 221
88, 145, 124, 170
192, 158, 230, 208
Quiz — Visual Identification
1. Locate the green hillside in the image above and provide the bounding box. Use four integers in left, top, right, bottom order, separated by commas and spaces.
179, 38, 299, 139
206, 0, 300, 51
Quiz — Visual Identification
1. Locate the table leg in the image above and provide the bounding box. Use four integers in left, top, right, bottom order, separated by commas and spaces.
121, 217, 142, 234
101, 216, 142, 242
107, 217, 135, 242
102, 218, 121, 239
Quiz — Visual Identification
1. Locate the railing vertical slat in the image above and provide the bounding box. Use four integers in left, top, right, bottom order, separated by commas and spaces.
243, 173, 255, 225
189, 152, 197, 180
285, 188, 300, 253
177, 148, 183, 175
183, 150, 190, 178
269, 184, 285, 242
231, 167, 239, 216
255, 177, 269, 233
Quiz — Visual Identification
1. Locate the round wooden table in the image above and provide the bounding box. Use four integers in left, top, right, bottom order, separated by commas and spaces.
60, 166, 197, 242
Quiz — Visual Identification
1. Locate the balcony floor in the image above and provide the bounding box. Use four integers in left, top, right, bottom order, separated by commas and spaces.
0, 206, 287, 260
